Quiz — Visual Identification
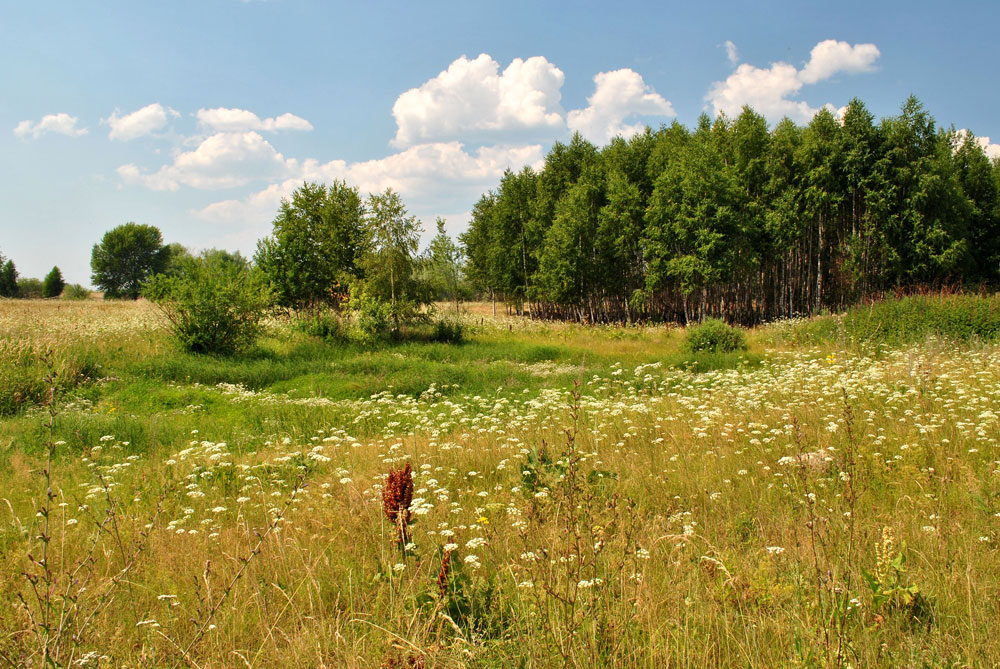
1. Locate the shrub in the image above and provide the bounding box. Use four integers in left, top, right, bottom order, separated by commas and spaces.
431, 318, 465, 344
844, 294, 1000, 346
61, 283, 91, 300
16, 277, 43, 299
348, 286, 392, 345
146, 253, 272, 355
683, 318, 747, 353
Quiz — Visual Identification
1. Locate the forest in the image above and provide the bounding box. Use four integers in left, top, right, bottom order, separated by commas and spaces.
462, 96, 1000, 324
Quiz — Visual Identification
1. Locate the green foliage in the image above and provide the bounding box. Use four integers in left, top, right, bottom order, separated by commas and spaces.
91, 222, 168, 299
0, 256, 17, 297
61, 284, 91, 300
146, 251, 272, 355
294, 308, 348, 341
255, 181, 365, 310
42, 266, 64, 298
430, 318, 465, 344
683, 317, 747, 353
16, 277, 43, 299
843, 294, 1000, 346
459, 96, 1000, 324
360, 188, 428, 327
348, 286, 392, 345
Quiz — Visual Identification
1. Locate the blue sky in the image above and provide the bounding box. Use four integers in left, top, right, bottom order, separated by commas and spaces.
2, 0, 998, 286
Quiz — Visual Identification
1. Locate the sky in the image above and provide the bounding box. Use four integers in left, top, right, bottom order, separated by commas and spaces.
2, 0, 999, 286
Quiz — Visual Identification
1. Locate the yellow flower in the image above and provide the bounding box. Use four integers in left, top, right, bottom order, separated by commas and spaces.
477, 516, 489, 525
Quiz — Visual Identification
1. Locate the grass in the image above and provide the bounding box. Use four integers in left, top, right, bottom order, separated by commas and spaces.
1, 298, 999, 666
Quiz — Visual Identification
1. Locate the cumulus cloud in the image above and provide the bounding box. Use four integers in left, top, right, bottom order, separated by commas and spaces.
117, 131, 297, 191
391, 54, 565, 146
195, 142, 543, 225
724, 40, 739, 65
13, 113, 87, 139
706, 39, 880, 123
196, 108, 314, 133
105, 103, 179, 141
566, 69, 675, 144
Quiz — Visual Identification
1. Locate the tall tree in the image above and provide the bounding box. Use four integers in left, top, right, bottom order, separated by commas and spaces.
90, 222, 168, 299
362, 188, 424, 327
255, 180, 365, 311
0, 253, 17, 297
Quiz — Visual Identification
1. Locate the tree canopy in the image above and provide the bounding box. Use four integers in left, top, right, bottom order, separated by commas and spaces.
90, 222, 168, 299
462, 97, 1000, 324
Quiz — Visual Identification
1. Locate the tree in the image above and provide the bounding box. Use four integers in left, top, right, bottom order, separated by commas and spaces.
42, 266, 65, 298
91, 222, 168, 299
255, 181, 365, 311
0, 256, 17, 297
423, 218, 464, 313
361, 188, 424, 329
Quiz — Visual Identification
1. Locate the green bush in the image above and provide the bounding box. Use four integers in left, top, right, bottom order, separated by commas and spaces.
683, 318, 747, 353
146, 253, 272, 355
16, 278, 43, 299
348, 287, 392, 345
61, 284, 91, 300
431, 318, 465, 344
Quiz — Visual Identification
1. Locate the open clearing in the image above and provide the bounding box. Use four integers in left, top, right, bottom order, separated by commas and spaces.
2, 299, 999, 667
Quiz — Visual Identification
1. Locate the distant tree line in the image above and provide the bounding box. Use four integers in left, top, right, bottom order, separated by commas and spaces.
461, 96, 1000, 324
0, 248, 81, 300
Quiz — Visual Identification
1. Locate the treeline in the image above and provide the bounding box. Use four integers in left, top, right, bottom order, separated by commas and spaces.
462, 96, 1000, 324
0, 249, 81, 300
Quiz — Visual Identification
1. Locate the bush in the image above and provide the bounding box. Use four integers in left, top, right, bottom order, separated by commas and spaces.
348, 287, 392, 345
61, 284, 91, 300
146, 253, 272, 355
683, 318, 747, 353
16, 278, 43, 299
431, 318, 465, 344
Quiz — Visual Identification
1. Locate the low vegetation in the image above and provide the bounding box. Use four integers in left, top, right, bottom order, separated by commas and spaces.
1, 296, 999, 666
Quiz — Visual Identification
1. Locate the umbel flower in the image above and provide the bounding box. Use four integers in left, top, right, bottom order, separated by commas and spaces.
382, 462, 414, 546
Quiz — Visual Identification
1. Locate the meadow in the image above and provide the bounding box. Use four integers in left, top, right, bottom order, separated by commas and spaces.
1, 296, 999, 667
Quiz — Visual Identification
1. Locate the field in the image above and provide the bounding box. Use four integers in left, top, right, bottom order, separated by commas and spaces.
2, 298, 1000, 667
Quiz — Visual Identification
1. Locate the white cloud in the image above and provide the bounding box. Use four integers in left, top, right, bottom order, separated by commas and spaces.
799, 40, 880, 84
13, 113, 87, 139
105, 103, 179, 141
567, 69, 675, 144
724, 40, 739, 65
195, 142, 543, 225
196, 107, 314, 133
391, 54, 565, 146
118, 131, 297, 191
706, 40, 880, 123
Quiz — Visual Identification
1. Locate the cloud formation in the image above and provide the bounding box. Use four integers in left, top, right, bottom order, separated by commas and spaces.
196, 108, 314, 133
391, 54, 565, 146
118, 131, 296, 191
567, 68, 675, 144
13, 113, 87, 140
706, 39, 880, 123
724, 40, 739, 65
106, 103, 179, 141
196, 142, 544, 224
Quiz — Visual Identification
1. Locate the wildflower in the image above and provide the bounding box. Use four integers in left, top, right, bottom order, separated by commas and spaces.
765, 546, 785, 555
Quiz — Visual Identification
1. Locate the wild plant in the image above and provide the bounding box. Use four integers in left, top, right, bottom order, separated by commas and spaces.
514, 384, 644, 666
